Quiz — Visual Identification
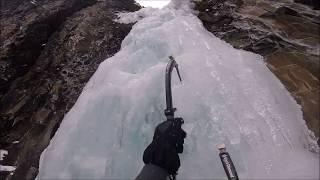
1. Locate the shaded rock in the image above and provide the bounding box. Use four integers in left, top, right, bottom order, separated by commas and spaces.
269, 6, 300, 17
0, 0, 140, 179
294, 0, 320, 10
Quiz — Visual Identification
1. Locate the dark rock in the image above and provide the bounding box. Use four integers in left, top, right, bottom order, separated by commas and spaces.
294, 0, 320, 10
0, 0, 98, 98
0, 0, 140, 179
276, 6, 298, 16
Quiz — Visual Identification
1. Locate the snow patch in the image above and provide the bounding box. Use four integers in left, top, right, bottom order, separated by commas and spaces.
0, 150, 16, 173
0, 165, 16, 172
136, 0, 170, 9
0, 149, 8, 161
116, 7, 158, 24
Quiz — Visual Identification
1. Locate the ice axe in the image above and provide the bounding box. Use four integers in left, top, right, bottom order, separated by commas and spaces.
218, 144, 239, 180
165, 56, 239, 180
163, 56, 239, 180
163, 56, 184, 142
164, 56, 182, 121
159, 56, 184, 180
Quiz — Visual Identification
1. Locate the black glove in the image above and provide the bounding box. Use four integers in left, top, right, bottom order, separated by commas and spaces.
143, 118, 187, 175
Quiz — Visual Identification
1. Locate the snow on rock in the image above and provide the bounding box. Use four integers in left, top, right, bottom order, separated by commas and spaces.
0, 149, 8, 161
136, 0, 171, 9
116, 7, 158, 24
0, 165, 16, 172
0, 150, 16, 172
38, 2, 319, 180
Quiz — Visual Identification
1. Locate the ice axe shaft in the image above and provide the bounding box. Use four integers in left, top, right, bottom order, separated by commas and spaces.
165, 56, 182, 120
164, 56, 184, 180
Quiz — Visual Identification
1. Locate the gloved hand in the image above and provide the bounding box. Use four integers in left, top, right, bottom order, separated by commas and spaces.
143, 118, 187, 176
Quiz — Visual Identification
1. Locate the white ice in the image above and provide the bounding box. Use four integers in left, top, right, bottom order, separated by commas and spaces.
136, 0, 171, 9
38, 1, 319, 179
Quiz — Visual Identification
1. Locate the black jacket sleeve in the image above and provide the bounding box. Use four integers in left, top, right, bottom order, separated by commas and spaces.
135, 164, 169, 180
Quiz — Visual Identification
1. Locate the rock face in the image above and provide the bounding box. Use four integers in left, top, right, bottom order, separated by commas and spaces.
0, 0, 140, 179
294, 0, 320, 9
195, 0, 319, 143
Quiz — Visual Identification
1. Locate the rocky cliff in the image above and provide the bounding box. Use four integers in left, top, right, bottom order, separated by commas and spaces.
0, 0, 140, 179
194, 0, 319, 146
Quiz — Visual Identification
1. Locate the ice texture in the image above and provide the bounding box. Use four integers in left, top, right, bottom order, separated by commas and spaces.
38, 3, 319, 180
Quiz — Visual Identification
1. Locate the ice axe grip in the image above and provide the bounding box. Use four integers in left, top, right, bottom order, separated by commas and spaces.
218, 144, 239, 180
